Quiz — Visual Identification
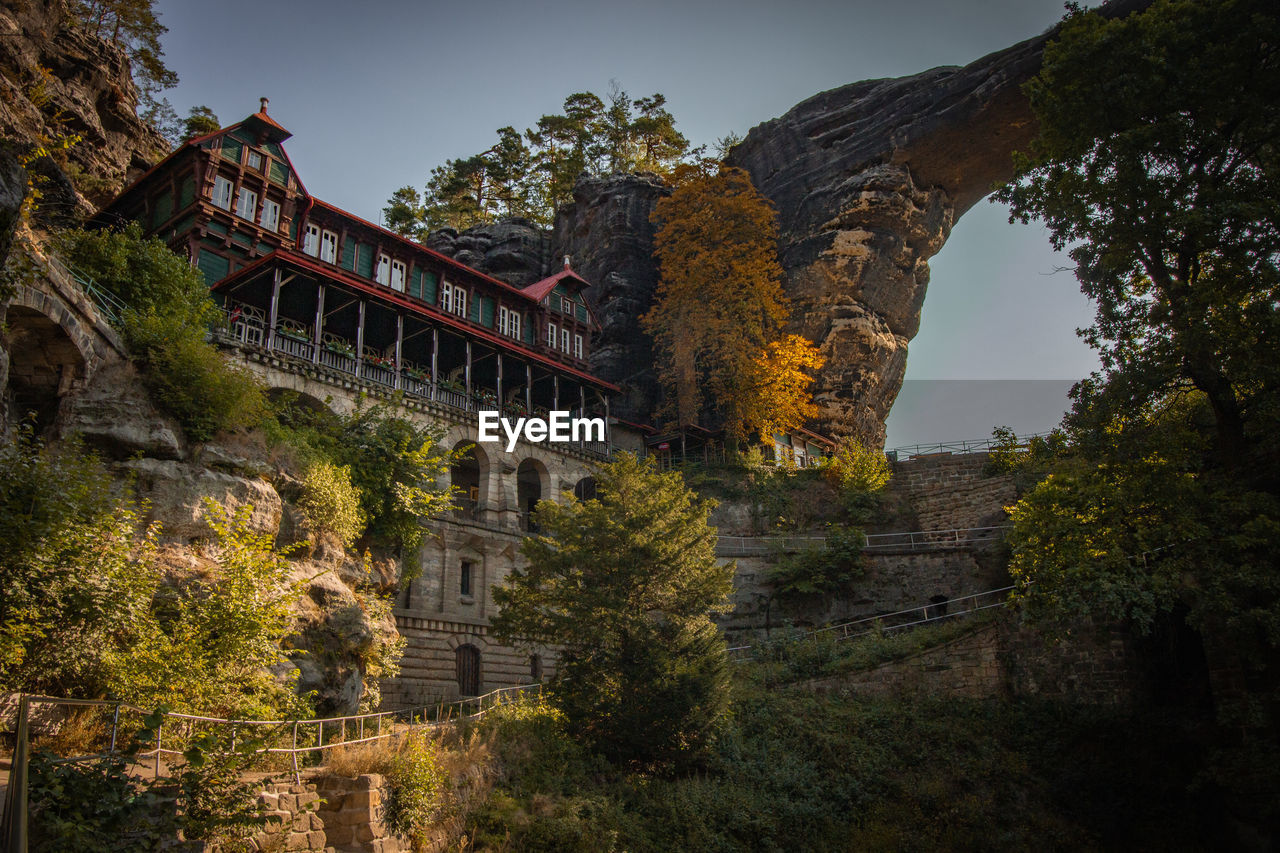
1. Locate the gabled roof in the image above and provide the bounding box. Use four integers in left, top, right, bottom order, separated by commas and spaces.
95, 107, 310, 224
308, 199, 540, 304
522, 260, 592, 302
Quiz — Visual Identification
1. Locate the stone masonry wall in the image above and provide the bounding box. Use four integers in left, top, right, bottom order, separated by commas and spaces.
886, 452, 1016, 532
249, 773, 408, 853
801, 613, 1144, 706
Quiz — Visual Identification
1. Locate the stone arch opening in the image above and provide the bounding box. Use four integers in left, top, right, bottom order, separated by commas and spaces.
266, 387, 337, 426
455, 643, 481, 696
573, 476, 597, 502
926, 594, 949, 620
450, 441, 489, 519
3, 305, 87, 433
516, 458, 549, 530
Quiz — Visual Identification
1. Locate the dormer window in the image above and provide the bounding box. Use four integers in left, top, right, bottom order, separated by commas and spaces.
375, 253, 391, 285
211, 175, 233, 210
390, 260, 406, 292
561, 296, 573, 315
247, 150, 264, 171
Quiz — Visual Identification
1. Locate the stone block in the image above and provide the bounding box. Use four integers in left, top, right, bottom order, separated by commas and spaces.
307, 829, 327, 849
285, 831, 310, 851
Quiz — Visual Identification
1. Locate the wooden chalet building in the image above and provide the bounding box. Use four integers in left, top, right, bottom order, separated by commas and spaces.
94, 100, 617, 450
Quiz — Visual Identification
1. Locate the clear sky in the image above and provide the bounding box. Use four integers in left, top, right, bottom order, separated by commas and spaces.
152, 0, 1100, 444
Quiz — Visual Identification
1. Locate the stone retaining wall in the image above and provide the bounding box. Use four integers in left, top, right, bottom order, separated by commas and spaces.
247, 774, 406, 853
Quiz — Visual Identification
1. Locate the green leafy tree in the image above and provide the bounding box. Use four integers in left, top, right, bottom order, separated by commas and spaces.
490, 453, 733, 771
383, 185, 428, 240
0, 431, 159, 695
103, 500, 310, 717
55, 223, 266, 441
995, 0, 1280, 820
180, 105, 220, 142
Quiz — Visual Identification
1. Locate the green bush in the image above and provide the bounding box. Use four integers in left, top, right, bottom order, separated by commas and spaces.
383, 729, 454, 843
123, 308, 266, 442
52, 222, 209, 316
767, 525, 865, 599
297, 459, 366, 546
822, 436, 891, 520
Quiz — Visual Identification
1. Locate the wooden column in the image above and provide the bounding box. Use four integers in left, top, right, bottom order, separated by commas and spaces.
496, 353, 503, 411
553, 374, 560, 412
604, 395, 610, 451
579, 386, 586, 448
431, 327, 439, 401
311, 282, 325, 364
266, 266, 281, 348
525, 364, 533, 413
394, 313, 404, 389
465, 340, 472, 409
355, 299, 366, 369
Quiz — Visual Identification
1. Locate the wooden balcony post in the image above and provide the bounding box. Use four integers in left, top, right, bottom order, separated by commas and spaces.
496, 353, 503, 411
267, 266, 282, 349
465, 340, 472, 409
395, 313, 404, 389
356, 298, 366, 368
525, 364, 533, 413
431, 327, 439, 401
312, 282, 325, 364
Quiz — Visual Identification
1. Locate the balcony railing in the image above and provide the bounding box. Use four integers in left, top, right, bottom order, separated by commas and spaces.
214, 306, 614, 460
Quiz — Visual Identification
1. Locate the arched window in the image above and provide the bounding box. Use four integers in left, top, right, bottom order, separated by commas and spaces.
455, 644, 481, 696
573, 476, 597, 501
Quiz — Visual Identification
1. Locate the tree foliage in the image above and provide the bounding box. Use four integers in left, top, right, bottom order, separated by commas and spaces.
490, 453, 733, 770
996, 0, 1280, 818
383, 84, 690, 235
643, 164, 822, 443
55, 223, 267, 441
70, 0, 179, 136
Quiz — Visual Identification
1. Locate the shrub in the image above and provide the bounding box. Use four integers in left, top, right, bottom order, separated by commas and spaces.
383, 729, 454, 843
122, 309, 266, 443
767, 525, 865, 599
822, 437, 891, 519
52, 222, 209, 316
297, 459, 366, 546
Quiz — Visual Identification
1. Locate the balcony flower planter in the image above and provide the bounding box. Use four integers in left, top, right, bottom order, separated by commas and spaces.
403, 367, 430, 382
438, 380, 465, 395
277, 328, 310, 343
324, 342, 356, 358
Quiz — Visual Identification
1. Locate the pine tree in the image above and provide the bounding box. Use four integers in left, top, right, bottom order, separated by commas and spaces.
490, 453, 733, 770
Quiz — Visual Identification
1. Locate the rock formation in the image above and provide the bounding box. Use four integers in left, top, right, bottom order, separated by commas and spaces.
424, 218, 551, 288
728, 0, 1152, 442
0, 0, 168, 211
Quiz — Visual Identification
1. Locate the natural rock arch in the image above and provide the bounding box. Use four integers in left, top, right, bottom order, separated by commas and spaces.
2, 303, 88, 432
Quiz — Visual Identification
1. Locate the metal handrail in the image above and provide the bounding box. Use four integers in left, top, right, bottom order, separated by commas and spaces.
888, 432, 1055, 459
715, 526, 1011, 556
46, 254, 130, 326
727, 585, 1016, 660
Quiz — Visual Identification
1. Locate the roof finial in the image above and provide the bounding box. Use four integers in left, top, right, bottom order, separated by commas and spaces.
563, 255, 571, 270
259, 97, 269, 114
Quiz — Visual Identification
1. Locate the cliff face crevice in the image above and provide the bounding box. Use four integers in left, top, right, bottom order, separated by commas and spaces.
0, 0, 167, 211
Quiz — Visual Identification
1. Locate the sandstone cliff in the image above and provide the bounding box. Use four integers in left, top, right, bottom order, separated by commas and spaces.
0, 0, 167, 214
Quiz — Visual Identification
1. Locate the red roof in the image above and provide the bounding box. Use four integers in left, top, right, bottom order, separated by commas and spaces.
213, 249, 619, 393
308, 200, 542, 305
521, 264, 592, 302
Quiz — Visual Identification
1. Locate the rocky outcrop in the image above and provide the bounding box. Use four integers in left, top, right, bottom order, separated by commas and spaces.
0, 0, 167, 210
425, 218, 551, 287
728, 0, 1151, 442
552, 173, 670, 423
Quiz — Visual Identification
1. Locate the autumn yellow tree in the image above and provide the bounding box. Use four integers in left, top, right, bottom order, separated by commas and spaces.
643, 165, 822, 443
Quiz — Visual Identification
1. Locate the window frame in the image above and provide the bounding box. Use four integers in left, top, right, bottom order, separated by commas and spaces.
390, 259, 406, 292
260, 198, 281, 232
235, 186, 258, 222
320, 229, 338, 264
211, 175, 234, 211
375, 252, 391, 285
246, 149, 264, 171
547, 321, 557, 348
574, 333, 583, 360
302, 223, 320, 256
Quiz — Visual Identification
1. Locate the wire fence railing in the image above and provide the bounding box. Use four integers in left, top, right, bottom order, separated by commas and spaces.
1, 683, 542, 850
715, 525, 1010, 556
886, 432, 1054, 460
726, 586, 1016, 662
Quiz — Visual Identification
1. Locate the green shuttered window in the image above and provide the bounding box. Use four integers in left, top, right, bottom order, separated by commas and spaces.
179, 176, 195, 209
341, 235, 357, 272
151, 192, 173, 228
422, 270, 439, 303
356, 243, 374, 278
269, 161, 290, 185
480, 297, 496, 328
576, 303, 588, 323
221, 138, 243, 163
197, 249, 230, 285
